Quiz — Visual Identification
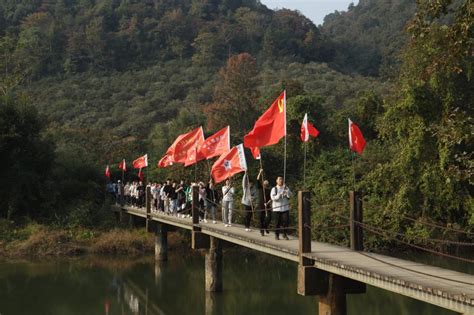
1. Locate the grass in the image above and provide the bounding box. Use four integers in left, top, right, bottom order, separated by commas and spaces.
0, 220, 166, 258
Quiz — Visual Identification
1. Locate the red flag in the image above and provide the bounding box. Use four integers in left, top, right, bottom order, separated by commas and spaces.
211, 144, 247, 184
137, 168, 144, 181
157, 154, 173, 168
196, 126, 231, 161
300, 113, 319, 142
166, 127, 204, 165
244, 91, 286, 148
184, 127, 206, 167
105, 165, 110, 179
348, 118, 366, 155
118, 159, 127, 172
133, 154, 148, 169
250, 147, 261, 160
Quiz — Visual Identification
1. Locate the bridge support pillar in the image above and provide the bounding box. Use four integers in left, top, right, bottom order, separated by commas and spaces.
318, 274, 347, 315
298, 191, 324, 295
155, 223, 168, 261
205, 236, 222, 292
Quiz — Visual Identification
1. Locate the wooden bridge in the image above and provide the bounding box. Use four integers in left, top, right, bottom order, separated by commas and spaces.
113, 188, 474, 315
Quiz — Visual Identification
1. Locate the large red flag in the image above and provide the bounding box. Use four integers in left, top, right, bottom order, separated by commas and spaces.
166, 127, 204, 165
196, 126, 230, 161
118, 159, 127, 172
300, 113, 319, 142
244, 91, 286, 148
105, 165, 110, 179
211, 144, 247, 184
157, 154, 173, 168
133, 154, 148, 169
348, 118, 366, 155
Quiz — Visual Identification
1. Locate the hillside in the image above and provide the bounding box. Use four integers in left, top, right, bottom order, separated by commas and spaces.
1, 0, 399, 144
0, 0, 324, 77
320, 0, 417, 77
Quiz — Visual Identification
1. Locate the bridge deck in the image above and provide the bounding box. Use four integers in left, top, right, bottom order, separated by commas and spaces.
118, 206, 474, 314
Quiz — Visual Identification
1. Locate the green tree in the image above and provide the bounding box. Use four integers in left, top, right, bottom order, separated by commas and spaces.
369, 0, 473, 229
203, 53, 259, 136
0, 96, 54, 220
191, 30, 223, 66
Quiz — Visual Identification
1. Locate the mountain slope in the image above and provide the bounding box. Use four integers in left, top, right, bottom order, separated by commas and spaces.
320, 0, 416, 77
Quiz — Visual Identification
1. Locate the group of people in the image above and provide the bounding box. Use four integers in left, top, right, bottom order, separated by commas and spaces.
106, 170, 292, 240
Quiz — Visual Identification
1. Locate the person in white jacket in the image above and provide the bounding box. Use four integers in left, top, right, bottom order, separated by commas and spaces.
271, 176, 291, 240
221, 178, 235, 227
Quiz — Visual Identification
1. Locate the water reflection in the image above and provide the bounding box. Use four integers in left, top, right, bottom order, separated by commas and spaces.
0, 251, 466, 315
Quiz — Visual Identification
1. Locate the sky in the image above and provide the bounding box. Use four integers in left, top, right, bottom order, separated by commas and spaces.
260, 0, 359, 25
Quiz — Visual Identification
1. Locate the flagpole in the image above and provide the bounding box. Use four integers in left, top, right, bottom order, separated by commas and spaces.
304, 141, 307, 188
351, 151, 356, 192
283, 90, 287, 185
283, 134, 287, 184
259, 156, 268, 217
194, 162, 197, 183
207, 159, 212, 181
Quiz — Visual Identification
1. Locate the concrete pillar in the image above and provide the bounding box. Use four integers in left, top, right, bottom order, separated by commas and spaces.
155, 223, 168, 261
318, 275, 347, 315
205, 236, 222, 292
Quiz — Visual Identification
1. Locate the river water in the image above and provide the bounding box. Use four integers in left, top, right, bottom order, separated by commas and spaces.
0, 250, 471, 315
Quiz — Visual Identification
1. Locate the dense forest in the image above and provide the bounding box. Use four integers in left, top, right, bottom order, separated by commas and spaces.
0, 0, 472, 252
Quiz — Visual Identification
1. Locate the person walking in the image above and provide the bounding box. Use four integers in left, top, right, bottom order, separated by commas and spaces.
176, 180, 186, 213
151, 183, 159, 211
124, 182, 130, 205
137, 181, 145, 208
117, 180, 124, 205
205, 180, 220, 224
170, 181, 179, 215
257, 169, 272, 236
242, 172, 258, 232
198, 182, 207, 221
162, 179, 173, 214
221, 179, 235, 227
271, 176, 291, 240
132, 181, 139, 207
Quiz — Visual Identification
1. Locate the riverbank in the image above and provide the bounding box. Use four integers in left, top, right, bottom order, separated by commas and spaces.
0, 222, 188, 258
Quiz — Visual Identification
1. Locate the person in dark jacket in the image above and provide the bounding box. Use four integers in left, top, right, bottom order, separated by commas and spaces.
257, 169, 272, 236
137, 181, 145, 208
205, 179, 220, 223
242, 173, 258, 231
